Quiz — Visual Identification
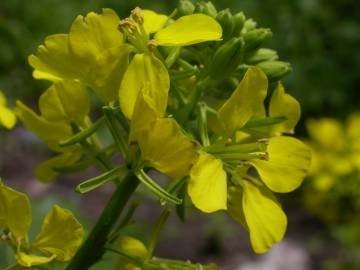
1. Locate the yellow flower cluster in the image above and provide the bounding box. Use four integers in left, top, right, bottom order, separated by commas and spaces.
0, 181, 84, 267
11, 5, 312, 262
303, 115, 360, 222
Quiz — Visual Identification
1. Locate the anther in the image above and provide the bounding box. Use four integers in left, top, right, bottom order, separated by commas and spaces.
148, 40, 159, 51
131, 7, 144, 25
258, 152, 269, 161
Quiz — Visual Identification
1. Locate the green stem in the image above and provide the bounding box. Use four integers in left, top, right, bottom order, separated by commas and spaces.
65, 172, 140, 270
103, 107, 129, 163
147, 209, 171, 258
197, 102, 210, 147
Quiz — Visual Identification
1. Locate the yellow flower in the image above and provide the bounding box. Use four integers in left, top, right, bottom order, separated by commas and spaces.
129, 88, 198, 178
29, 9, 131, 103
15, 80, 89, 152
0, 90, 16, 129
187, 66, 311, 253
119, 8, 222, 120
15, 80, 89, 182
0, 181, 84, 267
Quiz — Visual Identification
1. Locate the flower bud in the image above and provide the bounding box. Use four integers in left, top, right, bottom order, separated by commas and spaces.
232, 12, 246, 36
178, 0, 195, 16
216, 9, 234, 40
243, 28, 272, 53
246, 48, 278, 64
197, 2, 218, 18
209, 37, 244, 80
242, 18, 257, 34
256, 61, 292, 81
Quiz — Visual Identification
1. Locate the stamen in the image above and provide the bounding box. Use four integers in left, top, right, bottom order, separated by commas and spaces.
148, 40, 159, 51
131, 7, 144, 25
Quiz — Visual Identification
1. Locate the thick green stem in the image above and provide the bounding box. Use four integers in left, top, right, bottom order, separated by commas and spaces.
66, 172, 140, 270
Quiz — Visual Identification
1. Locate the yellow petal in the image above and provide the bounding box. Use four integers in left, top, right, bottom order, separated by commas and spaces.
129, 87, 161, 144
269, 82, 300, 134
119, 54, 169, 119
69, 9, 123, 64
154, 14, 222, 46
88, 45, 131, 103
0, 181, 31, 239
241, 181, 287, 253
39, 80, 90, 125
117, 236, 148, 270
251, 136, 311, 193
139, 118, 198, 178
306, 118, 346, 151
188, 152, 227, 213
33, 205, 84, 262
17, 252, 56, 267
28, 34, 83, 81
143, 10, 168, 34
0, 106, 16, 129
35, 152, 82, 183
15, 101, 73, 152
218, 66, 268, 135
0, 91, 16, 129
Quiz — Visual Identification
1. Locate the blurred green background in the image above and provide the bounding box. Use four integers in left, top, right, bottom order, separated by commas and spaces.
1, 0, 360, 269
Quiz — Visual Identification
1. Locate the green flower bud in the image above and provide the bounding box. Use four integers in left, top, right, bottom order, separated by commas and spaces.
242, 18, 257, 34
178, 0, 195, 16
201, 2, 218, 18
246, 48, 278, 64
256, 61, 292, 81
216, 9, 234, 40
243, 28, 272, 53
209, 37, 244, 80
232, 12, 246, 36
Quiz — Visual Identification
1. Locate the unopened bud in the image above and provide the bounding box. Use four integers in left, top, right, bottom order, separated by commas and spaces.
243, 28, 272, 52
256, 61, 292, 82
209, 37, 244, 80
232, 12, 246, 36
216, 9, 234, 40
197, 2, 217, 18
131, 7, 144, 25
178, 0, 195, 16
242, 19, 257, 34
246, 48, 278, 64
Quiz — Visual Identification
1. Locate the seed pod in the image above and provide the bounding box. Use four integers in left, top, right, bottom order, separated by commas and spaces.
216, 9, 234, 40
209, 37, 244, 80
243, 28, 272, 52
256, 61, 292, 81
178, 0, 195, 16
232, 12, 246, 36
246, 48, 279, 64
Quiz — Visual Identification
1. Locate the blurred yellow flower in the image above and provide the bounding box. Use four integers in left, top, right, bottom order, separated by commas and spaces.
0, 181, 84, 267
0, 90, 16, 129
